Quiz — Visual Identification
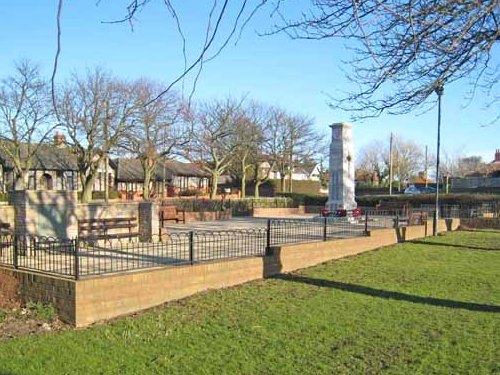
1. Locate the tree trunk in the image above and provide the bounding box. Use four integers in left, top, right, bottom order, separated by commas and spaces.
81, 174, 97, 203
280, 174, 286, 192
240, 172, 246, 198
210, 172, 219, 200
254, 180, 261, 198
143, 167, 152, 200
14, 170, 27, 191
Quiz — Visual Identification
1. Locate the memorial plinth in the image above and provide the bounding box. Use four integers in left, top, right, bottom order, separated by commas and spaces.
326, 122, 357, 212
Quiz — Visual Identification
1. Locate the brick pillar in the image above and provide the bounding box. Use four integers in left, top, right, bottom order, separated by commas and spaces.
139, 202, 159, 242
9, 191, 30, 236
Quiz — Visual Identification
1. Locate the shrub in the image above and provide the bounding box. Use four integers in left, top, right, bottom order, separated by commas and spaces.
24, 301, 57, 322
268, 179, 323, 195
178, 189, 201, 197
161, 197, 293, 215
0, 192, 8, 202
355, 193, 500, 208
277, 193, 328, 207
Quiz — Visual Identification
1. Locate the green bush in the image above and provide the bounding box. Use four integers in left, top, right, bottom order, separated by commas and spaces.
0, 192, 8, 202
178, 189, 200, 197
277, 193, 328, 207
268, 179, 323, 195
161, 197, 293, 215
355, 193, 500, 208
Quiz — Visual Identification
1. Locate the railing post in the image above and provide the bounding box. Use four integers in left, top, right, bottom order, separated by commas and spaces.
13, 235, 18, 269
189, 231, 194, 265
74, 238, 80, 280
323, 217, 327, 241
266, 219, 271, 251
364, 212, 369, 235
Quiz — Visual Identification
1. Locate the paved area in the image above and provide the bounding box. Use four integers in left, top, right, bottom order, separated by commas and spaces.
161, 215, 317, 233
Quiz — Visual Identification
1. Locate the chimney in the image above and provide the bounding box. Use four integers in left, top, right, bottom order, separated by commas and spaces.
495, 149, 500, 162
54, 131, 66, 148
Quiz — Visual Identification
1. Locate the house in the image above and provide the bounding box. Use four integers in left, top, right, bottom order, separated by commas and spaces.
114, 158, 171, 199
114, 158, 210, 199
450, 149, 500, 191
0, 134, 115, 194
164, 160, 210, 194
258, 161, 321, 181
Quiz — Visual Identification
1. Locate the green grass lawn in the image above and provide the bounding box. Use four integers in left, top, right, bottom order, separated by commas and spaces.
0, 230, 499, 374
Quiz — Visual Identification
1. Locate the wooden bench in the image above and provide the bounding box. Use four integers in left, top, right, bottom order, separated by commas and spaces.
0, 222, 12, 236
375, 200, 409, 215
159, 206, 186, 226
78, 217, 139, 242
409, 210, 428, 225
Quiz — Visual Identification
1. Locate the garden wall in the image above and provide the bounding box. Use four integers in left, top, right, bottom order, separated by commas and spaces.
184, 211, 232, 223
1, 219, 459, 327
252, 207, 306, 217
0, 205, 15, 230
459, 218, 500, 230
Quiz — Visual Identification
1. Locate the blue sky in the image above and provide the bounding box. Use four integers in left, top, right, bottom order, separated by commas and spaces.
1, 1, 498, 163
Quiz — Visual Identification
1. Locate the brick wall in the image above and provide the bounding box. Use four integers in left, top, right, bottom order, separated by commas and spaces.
252, 207, 306, 217
75, 257, 264, 326
184, 211, 232, 223
0, 205, 15, 230
0, 268, 75, 323
0, 268, 21, 308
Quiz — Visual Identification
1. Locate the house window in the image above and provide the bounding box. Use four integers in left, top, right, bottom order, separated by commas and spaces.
67, 172, 75, 191
56, 171, 64, 190
28, 173, 36, 190
39, 173, 53, 190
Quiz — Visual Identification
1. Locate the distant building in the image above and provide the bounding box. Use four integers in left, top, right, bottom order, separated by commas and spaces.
450, 149, 500, 191
114, 158, 210, 199
258, 161, 321, 181
0, 133, 113, 193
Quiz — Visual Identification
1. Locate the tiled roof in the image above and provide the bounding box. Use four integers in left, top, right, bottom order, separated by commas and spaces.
0, 143, 78, 171
115, 159, 172, 182
115, 159, 209, 182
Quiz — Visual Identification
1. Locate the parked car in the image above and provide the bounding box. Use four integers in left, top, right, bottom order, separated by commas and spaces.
404, 185, 421, 194
420, 187, 437, 194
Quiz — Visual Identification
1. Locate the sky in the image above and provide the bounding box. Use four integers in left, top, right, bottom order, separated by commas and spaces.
1, 1, 499, 165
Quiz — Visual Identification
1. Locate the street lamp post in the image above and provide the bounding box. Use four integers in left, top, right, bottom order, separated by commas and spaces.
433, 84, 444, 236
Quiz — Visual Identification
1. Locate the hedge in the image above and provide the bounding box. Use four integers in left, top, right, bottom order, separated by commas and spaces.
161, 197, 293, 215
355, 193, 500, 208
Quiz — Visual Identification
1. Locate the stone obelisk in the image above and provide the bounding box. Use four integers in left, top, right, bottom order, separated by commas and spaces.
326, 122, 357, 211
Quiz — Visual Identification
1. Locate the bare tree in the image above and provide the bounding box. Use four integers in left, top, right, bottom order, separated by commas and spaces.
273, 1, 500, 119
272, 110, 319, 193
186, 98, 244, 199
121, 79, 189, 199
356, 140, 386, 186
229, 101, 267, 198
58, 68, 136, 203
0, 61, 54, 190
382, 135, 425, 189
252, 106, 320, 194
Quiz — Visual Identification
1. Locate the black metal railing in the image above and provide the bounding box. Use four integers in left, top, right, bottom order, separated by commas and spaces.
0, 210, 437, 280
420, 203, 499, 219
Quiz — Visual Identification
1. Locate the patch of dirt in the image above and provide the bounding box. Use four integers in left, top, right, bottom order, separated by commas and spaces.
0, 271, 21, 310
0, 308, 69, 341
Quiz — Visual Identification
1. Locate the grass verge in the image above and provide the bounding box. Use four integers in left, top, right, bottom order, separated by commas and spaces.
0, 230, 498, 374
